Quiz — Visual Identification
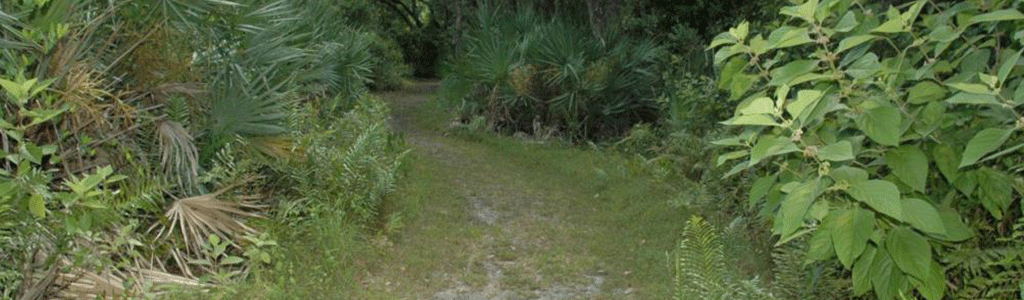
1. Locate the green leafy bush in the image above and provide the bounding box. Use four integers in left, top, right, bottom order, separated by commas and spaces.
711, 0, 1024, 298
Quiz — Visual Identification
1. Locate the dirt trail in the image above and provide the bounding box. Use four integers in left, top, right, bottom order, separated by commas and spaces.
377, 80, 634, 300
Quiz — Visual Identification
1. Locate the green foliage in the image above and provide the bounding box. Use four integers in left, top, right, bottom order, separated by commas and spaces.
675, 215, 775, 300
442, 5, 664, 140
369, 34, 412, 91
280, 95, 406, 226
0, 0, 407, 297
711, 0, 1024, 298
945, 215, 1024, 299
660, 74, 732, 135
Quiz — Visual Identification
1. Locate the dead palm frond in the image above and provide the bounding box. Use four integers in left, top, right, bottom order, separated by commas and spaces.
156, 119, 200, 193
52, 257, 207, 299
54, 268, 125, 299
154, 179, 263, 254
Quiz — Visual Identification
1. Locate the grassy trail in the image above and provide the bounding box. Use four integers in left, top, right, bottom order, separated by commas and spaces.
347, 80, 684, 299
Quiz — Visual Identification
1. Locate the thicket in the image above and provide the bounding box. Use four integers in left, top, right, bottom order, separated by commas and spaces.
706, 0, 1024, 299
0, 0, 406, 298
440, 5, 664, 140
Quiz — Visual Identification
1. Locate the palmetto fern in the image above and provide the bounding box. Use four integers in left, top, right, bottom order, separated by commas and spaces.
676, 215, 775, 300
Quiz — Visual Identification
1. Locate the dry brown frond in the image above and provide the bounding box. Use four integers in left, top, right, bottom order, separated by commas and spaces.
155, 179, 263, 254
50, 255, 207, 299
157, 120, 200, 192
54, 268, 125, 299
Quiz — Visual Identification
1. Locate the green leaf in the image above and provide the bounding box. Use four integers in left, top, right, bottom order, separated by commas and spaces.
718, 57, 748, 92
22, 142, 43, 165
870, 247, 901, 300
845, 53, 883, 79
738, 97, 776, 115
977, 167, 1013, 219
779, 0, 818, 22
729, 21, 750, 41
853, 244, 877, 295
830, 166, 869, 184
0, 78, 27, 104
721, 114, 782, 126
1015, 79, 1024, 106
767, 26, 814, 50
946, 83, 995, 95
920, 101, 945, 130
848, 180, 904, 221
709, 31, 739, 49
836, 35, 876, 54
902, 198, 946, 235
907, 81, 947, 104
968, 9, 1024, 24
976, 142, 1024, 164
831, 208, 875, 268
769, 60, 819, 86
927, 25, 959, 43
980, 73, 998, 88
776, 179, 819, 238
998, 49, 1021, 86
750, 136, 800, 165
836, 11, 859, 32
911, 261, 946, 300
807, 226, 835, 261
748, 174, 777, 209
959, 127, 1013, 168
717, 150, 749, 166
818, 141, 854, 161
221, 256, 245, 265
29, 194, 46, 218
900, 0, 926, 27
886, 227, 932, 284
885, 146, 929, 192
932, 144, 960, 183
857, 105, 902, 146
872, 18, 905, 33
954, 170, 978, 196
24, 107, 68, 127
786, 89, 823, 123
936, 207, 974, 242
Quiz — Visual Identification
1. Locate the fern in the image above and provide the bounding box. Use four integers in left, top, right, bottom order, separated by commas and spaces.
769, 237, 847, 300
948, 216, 1024, 299
675, 215, 775, 300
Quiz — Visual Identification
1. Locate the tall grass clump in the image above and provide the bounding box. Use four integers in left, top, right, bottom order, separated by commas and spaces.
441, 4, 664, 141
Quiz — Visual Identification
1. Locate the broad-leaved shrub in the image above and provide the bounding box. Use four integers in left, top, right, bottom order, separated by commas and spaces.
712, 0, 1024, 298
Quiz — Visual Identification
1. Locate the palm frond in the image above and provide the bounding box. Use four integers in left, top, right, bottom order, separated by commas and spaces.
157, 120, 200, 193
155, 179, 262, 254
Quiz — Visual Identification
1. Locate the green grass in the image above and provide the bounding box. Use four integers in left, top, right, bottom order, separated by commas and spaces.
206, 85, 688, 299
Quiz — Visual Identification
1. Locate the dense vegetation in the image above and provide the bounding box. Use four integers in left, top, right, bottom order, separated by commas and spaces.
5, 0, 1024, 298
437, 0, 1024, 299
711, 0, 1024, 298
0, 0, 408, 298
